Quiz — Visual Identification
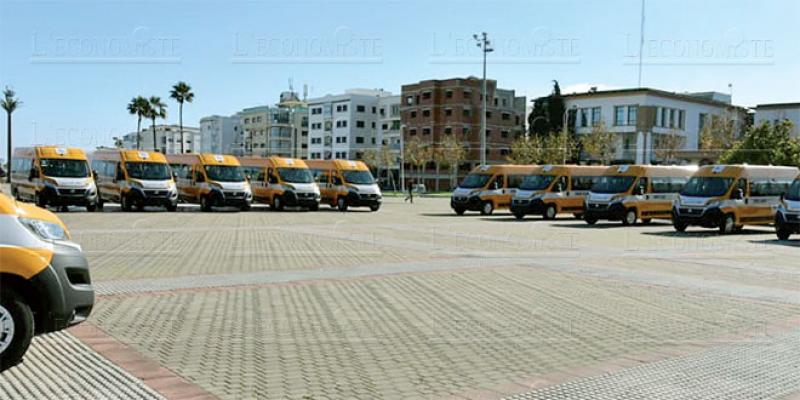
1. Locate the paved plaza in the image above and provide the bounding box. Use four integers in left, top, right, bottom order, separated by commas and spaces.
2, 196, 800, 399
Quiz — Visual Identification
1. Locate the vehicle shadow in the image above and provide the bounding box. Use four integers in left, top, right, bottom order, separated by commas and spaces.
550, 221, 671, 229
421, 213, 484, 217
749, 239, 800, 247
642, 228, 771, 238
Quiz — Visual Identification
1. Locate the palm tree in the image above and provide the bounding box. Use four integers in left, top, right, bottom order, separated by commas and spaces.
169, 82, 194, 154
127, 96, 149, 150
2, 87, 21, 183
146, 96, 167, 152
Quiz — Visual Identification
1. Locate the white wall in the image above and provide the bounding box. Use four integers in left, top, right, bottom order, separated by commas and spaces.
755, 106, 800, 138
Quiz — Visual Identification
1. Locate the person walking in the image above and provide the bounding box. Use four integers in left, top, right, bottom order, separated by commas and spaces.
404, 180, 414, 203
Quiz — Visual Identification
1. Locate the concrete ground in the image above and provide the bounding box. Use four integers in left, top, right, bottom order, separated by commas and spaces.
1, 196, 800, 399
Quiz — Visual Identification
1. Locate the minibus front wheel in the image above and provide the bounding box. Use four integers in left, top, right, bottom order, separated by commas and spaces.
719, 213, 736, 234
200, 195, 213, 212
453, 207, 466, 216
543, 204, 558, 220
480, 201, 494, 216
673, 218, 688, 232
622, 209, 637, 226
337, 197, 348, 212
0, 286, 34, 372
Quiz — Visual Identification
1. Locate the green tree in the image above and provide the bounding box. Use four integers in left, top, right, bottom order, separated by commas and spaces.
2, 87, 21, 183
403, 137, 432, 185
507, 135, 541, 164
653, 130, 685, 164
720, 121, 800, 166
127, 96, 149, 150
438, 134, 468, 189
580, 122, 616, 164
698, 114, 737, 163
169, 82, 194, 154
540, 131, 577, 164
527, 80, 566, 138
146, 96, 167, 152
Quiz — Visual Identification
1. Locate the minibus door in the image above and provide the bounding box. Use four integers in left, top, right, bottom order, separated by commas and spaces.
188, 167, 205, 201
251, 168, 269, 202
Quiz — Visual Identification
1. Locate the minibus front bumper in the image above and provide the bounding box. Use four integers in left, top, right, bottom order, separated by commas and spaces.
41, 186, 97, 207
673, 206, 723, 228
209, 189, 252, 207
28, 243, 94, 334
584, 202, 626, 221
132, 188, 178, 207
284, 191, 321, 208
451, 195, 482, 211
346, 191, 382, 207
510, 198, 546, 216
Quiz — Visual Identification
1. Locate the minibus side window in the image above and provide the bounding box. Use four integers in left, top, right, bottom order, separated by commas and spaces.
115, 163, 125, 181
735, 178, 747, 197
507, 175, 524, 189
554, 176, 567, 192
332, 174, 343, 185
490, 175, 505, 190
194, 169, 205, 183
635, 177, 648, 194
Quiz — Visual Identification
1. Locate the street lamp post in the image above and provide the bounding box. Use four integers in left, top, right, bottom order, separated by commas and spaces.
473, 32, 493, 166
399, 123, 406, 193
562, 105, 577, 164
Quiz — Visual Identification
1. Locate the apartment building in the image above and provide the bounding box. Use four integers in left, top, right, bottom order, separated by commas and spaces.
400, 77, 526, 186
199, 115, 241, 154
563, 88, 747, 164
754, 102, 800, 137
234, 100, 307, 158
121, 124, 201, 154
306, 89, 397, 161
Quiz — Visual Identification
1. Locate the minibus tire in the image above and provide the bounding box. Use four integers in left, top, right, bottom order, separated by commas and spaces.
200, 196, 213, 212
584, 216, 597, 225
166, 203, 177, 212
86, 203, 97, 212
622, 209, 637, 226
309, 203, 319, 212
369, 204, 380, 212
34, 192, 47, 208
776, 224, 792, 241
673, 219, 688, 232
641, 218, 652, 224
0, 287, 34, 372
337, 197, 348, 212
96, 198, 104, 211
120, 195, 133, 212
240, 203, 251, 212
573, 213, 583, 220
719, 214, 735, 234
454, 207, 466, 216
543, 204, 557, 220
480, 201, 493, 216
272, 196, 284, 211
513, 211, 525, 220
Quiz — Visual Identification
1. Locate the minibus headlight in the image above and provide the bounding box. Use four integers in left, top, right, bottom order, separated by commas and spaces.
129, 181, 143, 190
18, 217, 69, 241
43, 178, 58, 187
209, 183, 224, 191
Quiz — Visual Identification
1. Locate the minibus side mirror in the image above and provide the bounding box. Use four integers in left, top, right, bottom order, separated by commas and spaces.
172, 171, 178, 181
196, 174, 205, 183
732, 188, 744, 200
92, 169, 99, 180
28, 167, 38, 181
634, 185, 645, 196
268, 174, 278, 184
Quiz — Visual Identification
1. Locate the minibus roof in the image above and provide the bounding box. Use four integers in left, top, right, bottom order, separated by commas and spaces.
167, 153, 240, 166
601, 164, 697, 178
694, 165, 799, 179
15, 146, 87, 161
468, 164, 538, 175
238, 156, 309, 169
533, 164, 608, 176
306, 159, 369, 171
92, 149, 168, 163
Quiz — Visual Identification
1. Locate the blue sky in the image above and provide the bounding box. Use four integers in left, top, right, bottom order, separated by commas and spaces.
1, 0, 798, 152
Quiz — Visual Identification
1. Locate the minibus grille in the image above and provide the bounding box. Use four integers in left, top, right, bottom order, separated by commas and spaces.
359, 193, 380, 200
297, 192, 316, 199
144, 190, 170, 198
57, 188, 87, 196
224, 191, 246, 199
679, 207, 703, 216
587, 203, 608, 211
787, 213, 800, 222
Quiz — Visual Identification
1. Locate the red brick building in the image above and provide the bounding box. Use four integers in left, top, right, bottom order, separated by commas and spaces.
400, 77, 526, 189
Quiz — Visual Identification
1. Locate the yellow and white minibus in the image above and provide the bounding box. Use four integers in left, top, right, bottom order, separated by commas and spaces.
584, 164, 696, 225
0, 192, 94, 371
673, 165, 798, 234
11, 147, 98, 211
510, 165, 607, 220
306, 160, 382, 212
776, 174, 800, 240
167, 153, 252, 212
92, 149, 178, 211
450, 164, 538, 215
239, 156, 321, 211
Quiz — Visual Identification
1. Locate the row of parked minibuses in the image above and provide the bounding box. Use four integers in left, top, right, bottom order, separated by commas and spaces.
9, 147, 383, 213
450, 163, 800, 239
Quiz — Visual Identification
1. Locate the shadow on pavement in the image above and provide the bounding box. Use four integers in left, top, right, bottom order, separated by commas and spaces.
749, 239, 800, 247
642, 228, 771, 238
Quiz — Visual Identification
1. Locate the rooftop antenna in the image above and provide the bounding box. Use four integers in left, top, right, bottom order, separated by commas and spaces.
638, 0, 646, 88
303, 84, 308, 102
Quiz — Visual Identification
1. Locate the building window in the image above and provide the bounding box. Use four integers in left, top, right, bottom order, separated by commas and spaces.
422, 128, 431, 135
311, 107, 322, 115
382, 123, 388, 130
669, 109, 675, 128
614, 106, 625, 126
463, 109, 471, 118
486, 111, 492, 119
463, 90, 472, 99
372, 106, 376, 114
501, 130, 509, 138
661, 108, 668, 128
501, 113, 510, 121
678, 110, 685, 129
462, 126, 470, 135
580, 109, 588, 127
445, 108, 453, 116
422, 91, 431, 100
445, 90, 453, 98
409, 129, 417, 136
405, 96, 414, 105
356, 120, 365, 128
591, 107, 601, 125
356, 136, 364, 144
410, 111, 417, 118
628, 106, 638, 126
699, 113, 708, 131
444, 126, 452, 134
423, 109, 431, 117
356, 105, 365, 112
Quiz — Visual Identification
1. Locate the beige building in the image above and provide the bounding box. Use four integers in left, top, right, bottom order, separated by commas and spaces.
233, 93, 308, 158
122, 124, 201, 154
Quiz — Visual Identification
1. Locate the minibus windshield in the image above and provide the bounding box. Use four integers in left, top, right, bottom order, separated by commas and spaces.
343, 170, 375, 185
786, 179, 800, 201
592, 176, 636, 194
519, 175, 554, 191
680, 177, 733, 197
279, 168, 314, 184
205, 165, 245, 182
459, 173, 491, 189
40, 159, 89, 178
125, 162, 171, 180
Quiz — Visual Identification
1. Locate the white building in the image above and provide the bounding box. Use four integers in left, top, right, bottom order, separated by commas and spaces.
199, 115, 241, 154
233, 93, 308, 158
754, 103, 800, 137
563, 88, 747, 164
307, 89, 398, 161
122, 124, 201, 154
